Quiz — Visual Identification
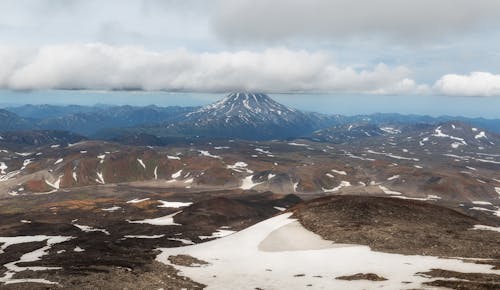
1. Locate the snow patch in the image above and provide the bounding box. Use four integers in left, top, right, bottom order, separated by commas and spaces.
473, 225, 500, 233
124, 235, 165, 239
198, 150, 221, 159
127, 198, 150, 204
330, 169, 347, 175
157, 213, 500, 290
171, 170, 182, 179
73, 224, 110, 235
379, 185, 402, 195
0, 235, 72, 285
323, 181, 351, 193
240, 175, 264, 190
199, 229, 236, 240
158, 201, 193, 208
137, 158, 146, 169
102, 206, 121, 212
127, 211, 181, 226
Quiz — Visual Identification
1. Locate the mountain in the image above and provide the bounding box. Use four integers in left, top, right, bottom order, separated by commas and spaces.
311, 120, 500, 152
0, 109, 35, 132
311, 123, 388, 143
344, 113, 500, 134
6, 104, 104, 119
140, 92, 340, 140
0, 130, 86, 147
37, 105, 197, 136
397, 121, 500, 150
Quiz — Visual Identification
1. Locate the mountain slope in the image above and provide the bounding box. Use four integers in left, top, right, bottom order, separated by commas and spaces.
6, 104, 104, 119
37, 105, 197, 136
146, 92, 339, 140
0, 109, 35, 132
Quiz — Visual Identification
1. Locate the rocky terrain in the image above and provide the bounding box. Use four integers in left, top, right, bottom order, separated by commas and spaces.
0, 93, 499, 289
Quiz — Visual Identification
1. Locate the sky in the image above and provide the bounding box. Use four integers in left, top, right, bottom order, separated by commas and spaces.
0, 0, 499, 117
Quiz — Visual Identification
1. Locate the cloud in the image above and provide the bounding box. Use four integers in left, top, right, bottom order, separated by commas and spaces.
434, 72, 500, 97
213, 0, 500, 43
0, 43, 425, 94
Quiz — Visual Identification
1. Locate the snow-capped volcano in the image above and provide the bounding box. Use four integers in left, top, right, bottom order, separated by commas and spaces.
168, 92, 338, 139
186, 92, 299, 125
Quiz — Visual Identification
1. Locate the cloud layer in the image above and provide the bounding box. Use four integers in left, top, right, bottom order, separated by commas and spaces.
0, 43, 424, 94
214, 0, 500, 43
434, 72, 500, 97
1, 43, 498, 96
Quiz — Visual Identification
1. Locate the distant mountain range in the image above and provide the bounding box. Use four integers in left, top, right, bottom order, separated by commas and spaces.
1, 92, 500, 141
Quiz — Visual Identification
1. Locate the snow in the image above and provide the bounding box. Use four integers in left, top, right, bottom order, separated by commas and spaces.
475, 131, 487, 139
214, 146, 230, 150
96, 171, 105, 184
171, 170, 182, 179
433, 127, 467, 145
240, 175, 264, 190
127, 198, 150, 204
255, 148, 271, 154
167, 155, 181, 160
158, 201, 193, 208
322, 181, 351, 192
157, 213, 500, 290
72, 171, 78, 182
473, 225, 500, 233
496, 187, 500, 195
154, 166, 158, 180
54, 158, 63, 165
274, 206, 286, 211
74, 246, 85, 252
20, 159, 33, 170
345, 152, 375, 161
380, 127, 401, 134
127, 211, 181, 226
393, 195, 441, 201
198, 150, 221, 159
199, 229, 236, 240
287, 142, 308, 147
472, 201, 492, 205
0, 162, 7, 175
366, 150, 419, 162
45, 175, 62, 189
379, 185, 402, 195
168, 238, 195, 245
387, 175, 400, 181
0, 235, 72, 285
124, 235, 165, 239
102, 206, 121, 212
475, 158, 500, 165
97, 154, 106, 164
227, 161, 252, 173
330, 169, 347, 175
137, 158, 146, 169
73, 224, 110, 235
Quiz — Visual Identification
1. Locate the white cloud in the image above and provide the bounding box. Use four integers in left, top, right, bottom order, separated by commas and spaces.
434, 72, 500, 97
0, 43, 425, 94
214, 0, 500, 43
